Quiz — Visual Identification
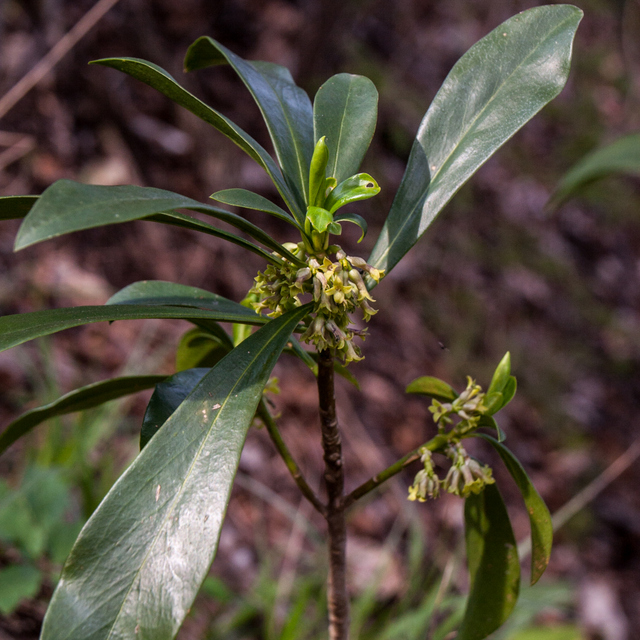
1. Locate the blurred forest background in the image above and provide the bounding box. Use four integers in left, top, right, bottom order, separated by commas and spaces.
1, 0, 640, 638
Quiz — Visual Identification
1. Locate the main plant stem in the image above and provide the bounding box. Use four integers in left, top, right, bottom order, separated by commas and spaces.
317, 348, 349, 640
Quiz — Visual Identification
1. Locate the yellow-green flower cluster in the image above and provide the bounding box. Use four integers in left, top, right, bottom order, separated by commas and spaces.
429, 376, 489, 435
408, 443, 495, 502
408, 448, 440, 502
442, 443, 494, 498
249, 244, 383, 363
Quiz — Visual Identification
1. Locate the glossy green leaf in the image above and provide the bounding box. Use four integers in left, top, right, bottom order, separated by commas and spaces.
488, 352, 511, 396
91, 57, 299, 215
175, 329, 230, 372
334, 212, 367, 242
325, 173, 380, 214
210, 188, 296, 226
15, 181, 302, 265
313, 74, 378, 184
368, 5, 582, 278
476, 435, 553, 584
0, 304, 267, 354
306, 206, 333, 233
185, 38, 314, 219
0, 375, 167, 456
140, 368, 209, 449
0, 195, 37, 220
457, 483, 520, 640
405, 376, 458, 401
41, 305, 310, 640
549, 132, 640, 208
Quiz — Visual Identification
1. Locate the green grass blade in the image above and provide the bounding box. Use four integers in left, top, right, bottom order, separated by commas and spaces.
313, 74, 378, 184
0, 376, 167, 456
40, 305, 310, 640
91, 57, 299, 214
475, 434, 553, 584
549, 132, 640, 208
367, 5, 582, 279
457, 483, 520, 640
0, 304, 267, 354
185, 38, 313, 220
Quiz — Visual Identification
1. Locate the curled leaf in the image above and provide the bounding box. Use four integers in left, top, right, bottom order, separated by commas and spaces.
325, 173, 380, 214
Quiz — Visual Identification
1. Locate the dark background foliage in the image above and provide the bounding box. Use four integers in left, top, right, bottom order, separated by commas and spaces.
1, 0, 640, 638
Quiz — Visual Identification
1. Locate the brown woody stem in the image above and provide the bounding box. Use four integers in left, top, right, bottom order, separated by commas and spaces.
317, 348, 349, 640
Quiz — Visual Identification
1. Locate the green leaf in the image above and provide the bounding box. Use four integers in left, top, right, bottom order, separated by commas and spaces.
488, 352, 511, 396
500, 376, 517, 409
334, 212, 367, 242
457, 483, 520, 640
175, 328, 230, 371
15, 181, 302, 265
313, 74, 378, 184
405, 376, 458, 402
475, 435, 553, 584
210, 188, 296, 226
41, 305, 310, 640
306, 206, 333, 233
140, 368, 209, 449
0, 304, 267, 354
106, 280, 250, 329
184, 38, 314, 219
477, 414, 506, 442
91, 57, 299, 216
0, 375, 167, 456
549, 132, 640, 208
368, 5, 583, 278
0, 195, 37, 220
0, 565, 42, 615
324, 173, 380, 214
308, 137, 330, 207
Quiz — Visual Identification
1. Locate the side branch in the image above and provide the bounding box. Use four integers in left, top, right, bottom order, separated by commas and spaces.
342, 435, 448, 509
318, 348, 349, 640
257, 399, 326, 516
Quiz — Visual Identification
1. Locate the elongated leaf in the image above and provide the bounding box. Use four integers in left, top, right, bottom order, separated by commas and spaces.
41, 305, 310, 640
185, 38, 314, 219
91, 57, 299, 215
406, 376, 458, 401
0, 195, 37, 220
0, 376, 167, 456
476, 434, 553, 584
549, 132, 640, 208
457, 483, 520, 640
211, 188, 297, 226
313, 74, 378, 184
140, 368, 208, 449
0, 304, 267, 354
15, 181, 302, 265
368, 5, 582, 278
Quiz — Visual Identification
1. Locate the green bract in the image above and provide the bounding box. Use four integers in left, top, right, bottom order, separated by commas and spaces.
0, 7, 581, 640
